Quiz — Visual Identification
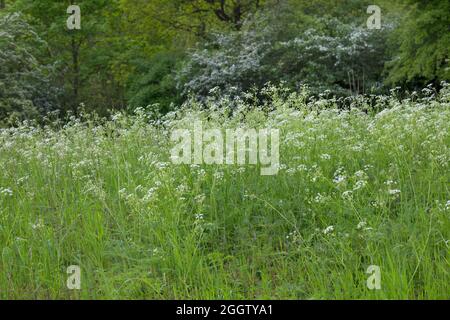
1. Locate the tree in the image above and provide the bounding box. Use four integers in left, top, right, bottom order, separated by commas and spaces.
126, 51, 182, 114
13, 0, 125, 112
203, 0, 265, 30
386, 0, 450, 87
0, 13, 58, 124
120, 0, 268, 37
178, 5, 392, 99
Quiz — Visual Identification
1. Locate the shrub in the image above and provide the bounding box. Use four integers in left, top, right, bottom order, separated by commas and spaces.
177, 13, 392, 101
126, 51, 182, 115
0, 13, 59, 125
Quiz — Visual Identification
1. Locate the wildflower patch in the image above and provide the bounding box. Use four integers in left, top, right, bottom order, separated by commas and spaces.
170, 120, 280, 176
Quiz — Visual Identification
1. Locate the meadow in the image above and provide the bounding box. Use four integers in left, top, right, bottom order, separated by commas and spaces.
0, 86, 449, 299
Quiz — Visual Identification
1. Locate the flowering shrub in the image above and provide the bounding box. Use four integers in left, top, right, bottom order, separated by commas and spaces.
177, 15, 391, 100
0, 13, 59, 125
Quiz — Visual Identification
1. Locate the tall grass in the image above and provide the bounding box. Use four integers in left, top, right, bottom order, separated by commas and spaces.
0, 85, 449, 299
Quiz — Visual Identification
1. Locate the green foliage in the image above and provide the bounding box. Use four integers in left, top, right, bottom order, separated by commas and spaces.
0, 12, 58, 125
126, 51, 182, 114
13, 0, 126, 112
386, 0, 450, 86
120, 0, 268, 35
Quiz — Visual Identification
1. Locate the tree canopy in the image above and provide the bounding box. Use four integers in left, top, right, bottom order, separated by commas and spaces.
0, 0, 448, 122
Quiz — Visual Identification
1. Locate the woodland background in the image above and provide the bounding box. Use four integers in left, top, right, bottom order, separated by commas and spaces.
0, 0, 449, 124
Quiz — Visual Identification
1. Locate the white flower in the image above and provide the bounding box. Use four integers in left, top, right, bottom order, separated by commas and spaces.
286, 168, 296, 175
236, 167, 246, 173
194, 194, 206, 203
195, 213, 204, 220
323, 225, 334, 235
353, 180, 367, 191
320, 153, 331, 160
243, 191, 256, 200
17, 176, 29, 184
333, 175, 346, 184
143, 187, 157, 202
176, 184, 188, 193
213, 171, 224, 180
388, 189, 401, 195
342, 190, 353, 200
119, 188, 132, 200
351, 144, 363, 152
354, 170, 366, 179
197, 169, 206, 177
445, 200, 450, 211
154, 162, 169, 169
357, 221, 367, 230
31, 219, 44, 230
314, 193, 325, 203
286, 230, 301, 243
111, 113, 121, 121
0, 188, 13, 197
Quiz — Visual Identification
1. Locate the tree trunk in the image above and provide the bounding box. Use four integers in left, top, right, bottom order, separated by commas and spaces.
71, 36, 80, 111
207, 0, 244, 30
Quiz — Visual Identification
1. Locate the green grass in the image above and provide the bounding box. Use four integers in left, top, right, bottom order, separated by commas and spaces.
0, 87, 449, 299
